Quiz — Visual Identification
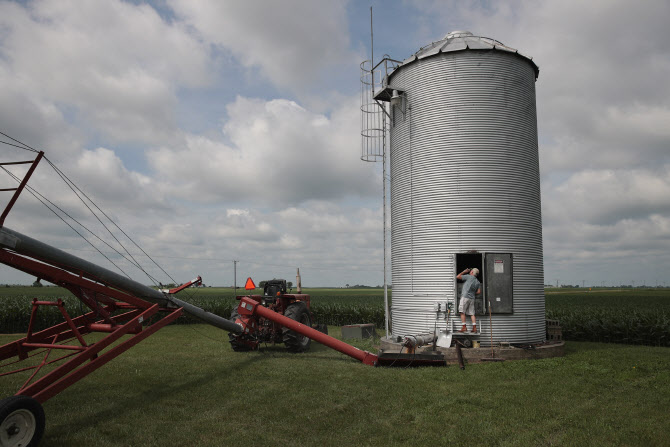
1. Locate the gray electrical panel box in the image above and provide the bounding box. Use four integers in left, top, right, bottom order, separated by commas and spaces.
485, 253, 513, 313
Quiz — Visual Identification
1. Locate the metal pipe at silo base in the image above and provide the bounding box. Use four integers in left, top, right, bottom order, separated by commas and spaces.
402, 333, 436, 349
0, 226, 243, 334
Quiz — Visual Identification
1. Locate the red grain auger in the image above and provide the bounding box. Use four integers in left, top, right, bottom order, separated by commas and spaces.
0, 151, 428, 446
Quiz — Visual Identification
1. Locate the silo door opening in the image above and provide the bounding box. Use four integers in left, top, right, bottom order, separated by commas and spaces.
455, 253, 485, 316
455, 252, 514, 315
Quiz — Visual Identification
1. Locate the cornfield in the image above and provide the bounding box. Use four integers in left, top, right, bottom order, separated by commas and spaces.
0, 295, 85, 334
1, 287, 669, 346
545, 290, 670, 346
546, 308, 668, 346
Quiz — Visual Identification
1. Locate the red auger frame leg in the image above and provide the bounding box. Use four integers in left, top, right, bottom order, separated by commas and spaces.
0, 303, 181, 403
0, 249, 184, 404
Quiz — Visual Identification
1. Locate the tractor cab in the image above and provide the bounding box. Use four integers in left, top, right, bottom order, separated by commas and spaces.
263, 279, 287, 304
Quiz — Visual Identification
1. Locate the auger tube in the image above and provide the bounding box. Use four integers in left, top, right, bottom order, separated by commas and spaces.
0, 226, 242, 333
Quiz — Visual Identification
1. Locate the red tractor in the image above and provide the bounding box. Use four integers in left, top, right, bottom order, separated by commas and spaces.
229, 279, 325, 352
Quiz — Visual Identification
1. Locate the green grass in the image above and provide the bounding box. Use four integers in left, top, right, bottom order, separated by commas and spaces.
1, 325, 669, 446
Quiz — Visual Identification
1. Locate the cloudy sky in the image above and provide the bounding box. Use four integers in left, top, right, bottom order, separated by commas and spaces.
1, 0, 668, 288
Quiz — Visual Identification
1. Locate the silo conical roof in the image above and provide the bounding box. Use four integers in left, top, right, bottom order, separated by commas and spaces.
397, 30, 539, 79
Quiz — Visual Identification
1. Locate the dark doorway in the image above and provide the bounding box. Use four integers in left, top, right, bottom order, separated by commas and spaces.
455, 252, 485, 316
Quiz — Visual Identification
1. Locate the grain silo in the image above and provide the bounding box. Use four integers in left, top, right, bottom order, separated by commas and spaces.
361, 31, 544, 346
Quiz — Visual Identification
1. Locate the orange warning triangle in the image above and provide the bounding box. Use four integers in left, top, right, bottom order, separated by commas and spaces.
244, 277, 256, 290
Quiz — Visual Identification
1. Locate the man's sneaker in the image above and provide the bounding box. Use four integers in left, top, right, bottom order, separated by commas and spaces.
458, 325, 467, 333
471, 325, 477, 333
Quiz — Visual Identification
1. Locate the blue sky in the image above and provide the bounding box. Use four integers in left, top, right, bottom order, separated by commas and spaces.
1, 0, 669, 288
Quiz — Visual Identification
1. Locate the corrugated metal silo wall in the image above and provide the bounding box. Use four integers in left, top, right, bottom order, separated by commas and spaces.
389, 50, 545, 344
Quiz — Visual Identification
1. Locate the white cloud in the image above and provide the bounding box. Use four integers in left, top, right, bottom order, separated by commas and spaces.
168, 0, 359, 93
543, 213, 670, 284
108, 202, 386, 287
148, 95, 378, 207
0, 0, 383, 287
0, 82, 83, 162
541, 165, 670, 284
543, 166, 670, 225
71, 147, 161, 208
2, 1, 668, 288
1, 145, 175, 262
0, 0, 211, 146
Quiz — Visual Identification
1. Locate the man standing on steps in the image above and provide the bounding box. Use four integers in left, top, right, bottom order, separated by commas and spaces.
456, 268, 481, 333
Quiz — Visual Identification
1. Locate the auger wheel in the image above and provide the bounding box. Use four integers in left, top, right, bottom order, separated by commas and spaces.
0, 396, 45, 447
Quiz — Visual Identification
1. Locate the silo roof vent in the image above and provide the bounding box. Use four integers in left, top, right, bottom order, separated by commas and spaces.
445, 30, 474, 39
397, 31, 539, 79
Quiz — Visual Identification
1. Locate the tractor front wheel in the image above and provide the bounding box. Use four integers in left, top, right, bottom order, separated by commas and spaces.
0, 395, 45, 447
283, 302, 312, 352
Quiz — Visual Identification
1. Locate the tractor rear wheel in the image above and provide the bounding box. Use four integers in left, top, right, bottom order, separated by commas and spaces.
228, 308, 252, 352
0, 395, 45, 447
283, 302, 312, 352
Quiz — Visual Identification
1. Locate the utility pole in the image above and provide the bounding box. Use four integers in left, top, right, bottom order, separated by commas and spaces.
233, 260, 238, 297
556, 279, 559, 288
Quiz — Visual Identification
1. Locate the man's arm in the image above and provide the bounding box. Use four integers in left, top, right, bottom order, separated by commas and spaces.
456, 268, 471, 281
